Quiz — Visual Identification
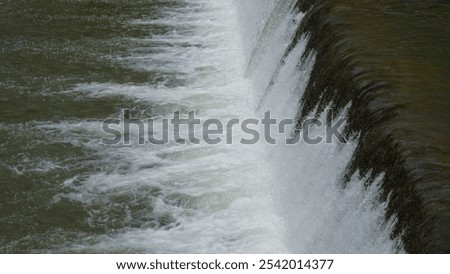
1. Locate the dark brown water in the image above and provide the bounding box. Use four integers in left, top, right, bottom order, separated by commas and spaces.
294, 0, 450, 253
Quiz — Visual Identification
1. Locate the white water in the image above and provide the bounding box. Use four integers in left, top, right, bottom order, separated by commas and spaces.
48, 0, 401, 253
235, 0, 401, 253
54, 0, 285, 253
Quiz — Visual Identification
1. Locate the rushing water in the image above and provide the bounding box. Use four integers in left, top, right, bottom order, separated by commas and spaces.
1, 0, 448, 253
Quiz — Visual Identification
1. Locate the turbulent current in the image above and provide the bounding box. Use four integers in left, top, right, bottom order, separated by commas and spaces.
1, 0, 449, 253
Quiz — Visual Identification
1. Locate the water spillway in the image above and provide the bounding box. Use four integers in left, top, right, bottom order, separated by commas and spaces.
0, 0, 449, 253
288, 0, 450, 253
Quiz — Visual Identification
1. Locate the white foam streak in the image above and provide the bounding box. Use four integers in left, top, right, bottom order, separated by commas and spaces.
56, 0, 287, 253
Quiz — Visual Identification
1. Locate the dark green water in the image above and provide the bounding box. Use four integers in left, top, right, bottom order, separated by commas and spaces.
332, 0, 450, 155
0, 0, 184, 252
